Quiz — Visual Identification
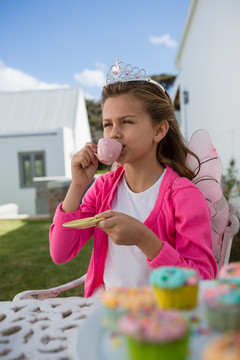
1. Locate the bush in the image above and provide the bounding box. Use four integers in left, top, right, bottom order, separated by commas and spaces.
222, 158, 240, 203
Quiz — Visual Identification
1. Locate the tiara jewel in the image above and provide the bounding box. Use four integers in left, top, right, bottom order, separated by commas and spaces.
106, 58, 165, 92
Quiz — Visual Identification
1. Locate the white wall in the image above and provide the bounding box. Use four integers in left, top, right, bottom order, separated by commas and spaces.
176, 0, 240, 171
0, 129, 68, 215
74, 91, 92, 152
62, 126, 74, 178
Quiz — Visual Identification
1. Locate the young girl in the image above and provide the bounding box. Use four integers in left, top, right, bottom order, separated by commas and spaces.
49, 59, 217, 297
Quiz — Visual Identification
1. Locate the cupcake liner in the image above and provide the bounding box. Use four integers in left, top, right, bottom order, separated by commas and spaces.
152, 285, 198, 309
205, 305, 240, 331
126, 334, 189, 360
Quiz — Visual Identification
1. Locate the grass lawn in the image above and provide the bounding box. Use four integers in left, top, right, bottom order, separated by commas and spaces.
0, 219, 239, 302
0, 219, 93, 301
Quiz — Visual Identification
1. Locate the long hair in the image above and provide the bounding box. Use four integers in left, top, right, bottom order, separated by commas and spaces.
101, 81, 199, 180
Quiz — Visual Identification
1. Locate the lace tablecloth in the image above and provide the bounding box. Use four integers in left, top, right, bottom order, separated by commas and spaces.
0, 296, 101, 360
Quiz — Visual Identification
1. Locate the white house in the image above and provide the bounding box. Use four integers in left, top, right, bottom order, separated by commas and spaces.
172, 0, 240, 171
0, 87, 91, 215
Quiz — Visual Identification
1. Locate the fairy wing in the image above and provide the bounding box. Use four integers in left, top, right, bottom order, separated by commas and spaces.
186, 129, 229, 262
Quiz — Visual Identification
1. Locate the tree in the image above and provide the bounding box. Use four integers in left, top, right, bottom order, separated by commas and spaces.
151, 74, 176, 91
86, 99, 102, 143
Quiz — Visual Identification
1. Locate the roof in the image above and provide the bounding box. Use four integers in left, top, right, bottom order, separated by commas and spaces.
175, 0, 197, 69
0, 87, 84, 135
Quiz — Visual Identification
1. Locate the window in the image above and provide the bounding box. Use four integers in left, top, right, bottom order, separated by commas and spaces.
19, 152, 46, 188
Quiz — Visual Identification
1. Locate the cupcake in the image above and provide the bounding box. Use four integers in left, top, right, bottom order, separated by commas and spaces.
201, 332, 240, 360
150, 266, 199, 309
218, 262, 240, 285
101, 286, 155, 332
118, 308, 189, 360
203, 281, 240, 331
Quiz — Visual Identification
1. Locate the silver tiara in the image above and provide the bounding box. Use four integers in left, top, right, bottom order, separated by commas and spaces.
106, 58, 165, 92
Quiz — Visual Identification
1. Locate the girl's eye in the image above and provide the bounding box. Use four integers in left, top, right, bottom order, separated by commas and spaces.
103, 123, 112, 128
123, 120, 132, 124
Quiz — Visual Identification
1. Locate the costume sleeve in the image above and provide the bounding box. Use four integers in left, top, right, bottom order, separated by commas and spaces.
49, 175, 105, 264
147, 182, 217, 279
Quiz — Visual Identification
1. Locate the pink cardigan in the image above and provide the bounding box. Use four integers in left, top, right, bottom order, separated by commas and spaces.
49, 166, 217, 297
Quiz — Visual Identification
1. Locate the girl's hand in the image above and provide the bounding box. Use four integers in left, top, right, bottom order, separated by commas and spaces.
71, 142, 98, 187
62, 142, 98, 212
96, 211, 163, 260
97, 211, 143, 246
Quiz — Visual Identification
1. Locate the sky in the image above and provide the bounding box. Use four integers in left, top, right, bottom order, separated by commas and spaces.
0, 0, 192, 101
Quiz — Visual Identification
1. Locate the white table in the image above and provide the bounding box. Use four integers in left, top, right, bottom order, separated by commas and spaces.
0, 296, 101, 360
0, 281, 218, 360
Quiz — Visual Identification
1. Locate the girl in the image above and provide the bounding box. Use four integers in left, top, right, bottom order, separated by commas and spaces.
49, 60, 217, 297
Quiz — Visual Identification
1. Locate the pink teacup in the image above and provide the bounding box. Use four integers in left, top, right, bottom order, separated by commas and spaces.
95, 138, 123, 165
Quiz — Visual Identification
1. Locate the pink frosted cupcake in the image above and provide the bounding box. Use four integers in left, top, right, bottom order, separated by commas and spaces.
218, 262, 240, 285
118, 308, 189, 360
101, 287, 156, 332
201, 332, 240, 360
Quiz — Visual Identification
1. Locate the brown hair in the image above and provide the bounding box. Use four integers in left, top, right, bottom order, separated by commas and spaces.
101, 81, 199, 180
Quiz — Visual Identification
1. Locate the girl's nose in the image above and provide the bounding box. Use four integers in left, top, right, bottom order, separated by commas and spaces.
110, 125, 121, 139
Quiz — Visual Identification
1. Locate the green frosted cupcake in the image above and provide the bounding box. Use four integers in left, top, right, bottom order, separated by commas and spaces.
118, 308, 189, 360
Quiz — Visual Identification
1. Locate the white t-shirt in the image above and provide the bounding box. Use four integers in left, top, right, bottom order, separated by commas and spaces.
103, 170, 165, 290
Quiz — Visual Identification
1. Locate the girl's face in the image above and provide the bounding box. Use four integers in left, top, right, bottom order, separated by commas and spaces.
102, 94, 164, 165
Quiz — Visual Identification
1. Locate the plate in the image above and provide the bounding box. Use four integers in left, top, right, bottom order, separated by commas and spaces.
70, 307, 128, 360
63, 216, 103, 229
63, 210, 111, 229
70, 281, 219, 360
